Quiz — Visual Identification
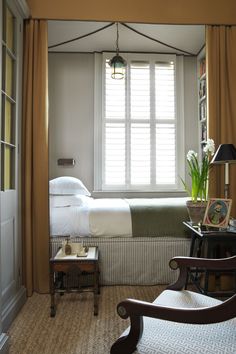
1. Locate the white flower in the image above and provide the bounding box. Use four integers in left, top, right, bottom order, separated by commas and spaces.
187, 150, 197, 161
204, 138, 215, 156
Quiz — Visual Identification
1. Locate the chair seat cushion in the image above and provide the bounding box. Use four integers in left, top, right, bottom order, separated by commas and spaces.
155, 289, 222, 308
124, 290, 236, 354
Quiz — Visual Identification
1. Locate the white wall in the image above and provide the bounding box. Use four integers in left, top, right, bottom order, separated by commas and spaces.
48, 53, 198, 197
49, 53, 94, 190
184, 56, 199, 155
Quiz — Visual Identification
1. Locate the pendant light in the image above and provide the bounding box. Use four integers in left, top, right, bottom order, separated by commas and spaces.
109, 22, 126, 79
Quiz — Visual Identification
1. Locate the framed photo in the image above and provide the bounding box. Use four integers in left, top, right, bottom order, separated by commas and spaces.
203, 198, 232, 228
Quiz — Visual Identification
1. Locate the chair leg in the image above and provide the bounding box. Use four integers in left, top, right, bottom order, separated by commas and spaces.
110, 315, 143, 354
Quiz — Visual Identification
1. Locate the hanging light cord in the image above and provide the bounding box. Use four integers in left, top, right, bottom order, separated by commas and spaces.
116, 22, 119, 55
49, 21, 197, 55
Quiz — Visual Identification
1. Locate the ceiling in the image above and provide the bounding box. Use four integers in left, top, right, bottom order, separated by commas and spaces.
48, 21, 205, 56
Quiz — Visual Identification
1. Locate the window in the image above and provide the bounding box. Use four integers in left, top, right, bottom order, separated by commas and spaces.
94, 53, 184, 192
1, 0, 17, 191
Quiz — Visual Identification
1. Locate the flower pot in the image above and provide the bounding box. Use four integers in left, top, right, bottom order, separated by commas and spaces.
186, 200, 207, 225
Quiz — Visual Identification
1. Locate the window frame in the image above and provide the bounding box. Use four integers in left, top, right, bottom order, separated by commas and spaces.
1, 0, 18, 191
94, 52, 185, 192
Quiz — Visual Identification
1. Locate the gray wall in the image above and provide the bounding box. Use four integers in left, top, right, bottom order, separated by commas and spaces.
49, 53, 94, 190
48, 53, 198, 197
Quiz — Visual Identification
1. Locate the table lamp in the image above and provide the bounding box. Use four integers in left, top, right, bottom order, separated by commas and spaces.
211, 143, 236, 198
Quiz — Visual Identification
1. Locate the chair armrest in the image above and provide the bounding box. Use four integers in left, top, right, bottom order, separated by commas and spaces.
167, 255, 236, 290
111, 293, 236, 354
111, 256, 236, 354
117, 293, 236, 324
170, 255, 236, 270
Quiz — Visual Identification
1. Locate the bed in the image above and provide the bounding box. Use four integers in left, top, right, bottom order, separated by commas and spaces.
50, 176, 191, 285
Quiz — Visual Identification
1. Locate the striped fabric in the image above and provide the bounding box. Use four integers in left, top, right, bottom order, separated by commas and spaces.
50, 236, 191, 285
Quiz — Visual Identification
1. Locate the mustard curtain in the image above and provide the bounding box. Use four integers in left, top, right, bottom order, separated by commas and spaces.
22, 20, 49, 295
206, 25, 236, 217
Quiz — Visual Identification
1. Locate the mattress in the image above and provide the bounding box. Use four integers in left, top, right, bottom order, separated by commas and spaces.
50, 196, 191, 285
50, 197, 132, 237
50, 196, 189, 237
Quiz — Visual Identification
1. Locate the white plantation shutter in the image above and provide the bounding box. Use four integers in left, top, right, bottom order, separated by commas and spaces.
156, 123, 175, 184
105, 60, 126, 119
131, 123, 150, 184
130, 62, 150, 120
105, 123, 125, 185
130, 62, 151, 185
104, 61, 126, 185
96, 53, 183, 191
155, 62, 175, 120
155, 62, 176, 185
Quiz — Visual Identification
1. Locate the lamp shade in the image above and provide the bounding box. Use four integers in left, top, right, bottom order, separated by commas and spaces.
211, 144, 236, 164
109, 54, 126, 79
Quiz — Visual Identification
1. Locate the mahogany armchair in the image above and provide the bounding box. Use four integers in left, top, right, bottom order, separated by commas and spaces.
110, 256, 236, 354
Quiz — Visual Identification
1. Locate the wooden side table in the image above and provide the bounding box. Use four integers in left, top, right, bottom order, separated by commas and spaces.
50, 246, 99, 317
183, 221, 236, 297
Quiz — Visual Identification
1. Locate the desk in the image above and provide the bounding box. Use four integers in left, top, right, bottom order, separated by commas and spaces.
183, 221, 236, 296
50, 246, 99, 317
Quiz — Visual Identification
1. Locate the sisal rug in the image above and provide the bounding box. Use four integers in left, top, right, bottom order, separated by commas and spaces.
7, 285, 166, 354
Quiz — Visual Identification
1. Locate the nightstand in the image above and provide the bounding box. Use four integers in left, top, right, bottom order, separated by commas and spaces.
50, 246, 99, 317
183, 221, 236, 297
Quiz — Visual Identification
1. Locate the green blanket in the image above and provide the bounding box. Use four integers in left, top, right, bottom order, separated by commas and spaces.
126, 198, 190, 238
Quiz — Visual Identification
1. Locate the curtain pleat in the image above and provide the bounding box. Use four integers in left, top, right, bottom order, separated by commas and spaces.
22, 20, 49, 295
207, 25, 236, 217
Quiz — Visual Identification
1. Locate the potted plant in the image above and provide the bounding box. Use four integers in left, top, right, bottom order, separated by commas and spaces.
181, 138, 215, 224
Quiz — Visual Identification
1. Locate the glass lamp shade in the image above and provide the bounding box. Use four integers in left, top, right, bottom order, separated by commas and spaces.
109, 54, 126, 79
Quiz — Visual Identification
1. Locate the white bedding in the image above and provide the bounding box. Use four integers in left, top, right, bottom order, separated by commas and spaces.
50, 197, 132, 237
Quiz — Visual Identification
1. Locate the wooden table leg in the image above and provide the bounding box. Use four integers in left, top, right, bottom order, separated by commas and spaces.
93, 265, 99, 316
185, 233, 197, 289
50, 265, 56, 317
94, 294, 98, 316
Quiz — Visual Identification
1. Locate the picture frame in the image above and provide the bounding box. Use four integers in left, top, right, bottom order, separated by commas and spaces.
202, 198, 232, 228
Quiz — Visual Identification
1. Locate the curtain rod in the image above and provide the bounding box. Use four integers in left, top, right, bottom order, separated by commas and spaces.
28, 17, 236, 26
48, 50, 196, 57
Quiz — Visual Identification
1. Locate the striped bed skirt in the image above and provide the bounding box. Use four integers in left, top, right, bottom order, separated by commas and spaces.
50, 236, 191, 285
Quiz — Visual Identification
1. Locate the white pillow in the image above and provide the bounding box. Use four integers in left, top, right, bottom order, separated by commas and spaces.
50, 195, 85, 208
49, 176, 91, 196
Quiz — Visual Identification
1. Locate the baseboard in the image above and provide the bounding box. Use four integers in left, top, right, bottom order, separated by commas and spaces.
0, 333, 9, 354
2, 286, 27, 332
